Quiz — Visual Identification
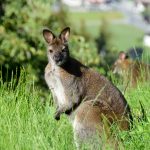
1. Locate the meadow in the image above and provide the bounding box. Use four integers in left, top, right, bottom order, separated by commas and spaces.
70, 11, 144, 50
0, 70, 150, 150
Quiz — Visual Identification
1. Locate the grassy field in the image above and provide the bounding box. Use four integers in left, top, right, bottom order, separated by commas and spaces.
70, 11, 123, 22
70, 11, 150, 65
70, 11, 145, 51
70, 11, 124, 38
0, 74, 75, 150
109, 24, 144, 51
0, 71, 150, 150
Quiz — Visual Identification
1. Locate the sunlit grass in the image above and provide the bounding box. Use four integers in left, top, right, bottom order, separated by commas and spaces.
69, 11, 123, 38
69, 11, 146, 52
109, 24, 144, 51
0, 73, 75, 150
0, 70, 150, 150
70, 11, 123, 22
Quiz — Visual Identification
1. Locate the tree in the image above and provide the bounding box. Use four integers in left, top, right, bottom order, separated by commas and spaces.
95, 18, 116, 73
0, 0, 51, 87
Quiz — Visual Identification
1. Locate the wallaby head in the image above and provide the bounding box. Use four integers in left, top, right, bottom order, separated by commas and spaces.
112, 51, 130, 75
43, 27, 70, 66
112, 51, 150, 87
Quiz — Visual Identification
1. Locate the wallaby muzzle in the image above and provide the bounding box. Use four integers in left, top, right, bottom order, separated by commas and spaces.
53, 52, 67, 66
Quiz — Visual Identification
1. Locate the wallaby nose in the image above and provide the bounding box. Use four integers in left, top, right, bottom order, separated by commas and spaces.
54, 53, 63, 63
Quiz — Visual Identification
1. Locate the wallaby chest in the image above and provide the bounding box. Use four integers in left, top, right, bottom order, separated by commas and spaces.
45, 63, 83, 107
45, 64, 67, 106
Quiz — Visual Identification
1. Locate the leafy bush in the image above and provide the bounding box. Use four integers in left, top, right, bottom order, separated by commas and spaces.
0, 0, 100, 88
0, 0, 52, 86
70, 36, 100, 67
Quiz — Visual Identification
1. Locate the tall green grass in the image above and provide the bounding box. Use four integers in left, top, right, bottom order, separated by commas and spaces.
0, 73, 75, 150
0, 71, 150, 150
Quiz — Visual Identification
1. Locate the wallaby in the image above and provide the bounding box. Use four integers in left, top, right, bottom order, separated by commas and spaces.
112, 51, 150, 87
43, 27, 132, 149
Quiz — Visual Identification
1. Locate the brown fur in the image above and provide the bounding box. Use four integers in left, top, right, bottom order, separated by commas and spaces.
43, 27, 132, 149
112, 51, 150, 87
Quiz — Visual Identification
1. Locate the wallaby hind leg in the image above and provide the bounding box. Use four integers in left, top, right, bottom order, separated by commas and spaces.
73, 101, 120, 150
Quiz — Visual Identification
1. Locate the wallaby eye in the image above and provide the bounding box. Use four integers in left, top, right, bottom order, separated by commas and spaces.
49, 49, 53, 53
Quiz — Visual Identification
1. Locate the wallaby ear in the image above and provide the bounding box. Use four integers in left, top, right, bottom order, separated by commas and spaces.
119, 51, 127, 60
59, 27, 70, 43
43, 29, 55, 44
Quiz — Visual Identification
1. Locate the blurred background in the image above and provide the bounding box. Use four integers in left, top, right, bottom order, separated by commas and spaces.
0, 0, 150, 91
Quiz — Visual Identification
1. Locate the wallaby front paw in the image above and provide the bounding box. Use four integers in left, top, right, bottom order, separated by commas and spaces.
65, 109, 72, 115
54, 111, 60, 120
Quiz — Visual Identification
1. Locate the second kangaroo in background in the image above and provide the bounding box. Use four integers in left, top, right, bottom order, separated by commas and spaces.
112, 51, 150, 87
43, 27, 132, 149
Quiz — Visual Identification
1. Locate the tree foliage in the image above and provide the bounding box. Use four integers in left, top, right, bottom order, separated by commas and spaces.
95, 19, 116, 72
0, 0, 100, 88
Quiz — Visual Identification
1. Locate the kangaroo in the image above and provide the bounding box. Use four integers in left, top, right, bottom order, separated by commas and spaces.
43, 27, 132, 149
112, 51, 150, 87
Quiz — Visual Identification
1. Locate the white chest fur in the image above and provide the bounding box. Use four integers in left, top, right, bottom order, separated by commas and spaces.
45, 65, 67, 107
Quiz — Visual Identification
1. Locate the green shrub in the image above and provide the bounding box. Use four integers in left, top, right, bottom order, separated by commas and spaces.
0, 0, 100, 89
